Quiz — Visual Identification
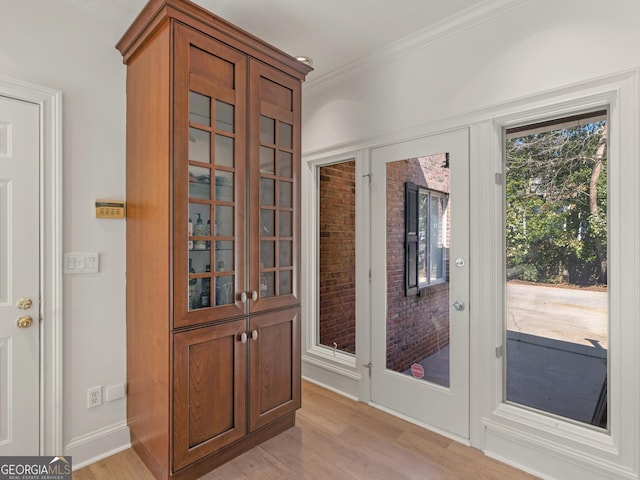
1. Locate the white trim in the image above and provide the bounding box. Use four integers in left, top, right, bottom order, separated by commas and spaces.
0, 74, 63, 456
475, 70, 640, 479
301, 148, 373, 401
370, 401, 471, 448
303, 69, 640, 161
301, 375, 359, 402
66, 421, 131, 470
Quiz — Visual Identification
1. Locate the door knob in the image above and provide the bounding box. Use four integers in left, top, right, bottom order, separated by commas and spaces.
16, 297, 33, 310
240, 292, 247, 303
16, 315, 33, 328
452, 301, 465, 312
251, 330, 258, 341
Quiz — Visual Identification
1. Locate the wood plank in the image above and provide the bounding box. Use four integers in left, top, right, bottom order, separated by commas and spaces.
74, 381, 538, 480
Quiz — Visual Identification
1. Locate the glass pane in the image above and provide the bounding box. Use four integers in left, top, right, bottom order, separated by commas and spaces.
260, 115, 275, 144
429, 196, 444, 283
279, 240, 292, 267
189, 277, 211, 310
189, 128, 210, 164
192, 211, 208, 251
386, 155, 451, 388
215, 100, 234, 132
279, 181, 292, 208
189, 91, 210, 126
318, 160, 356, 354
215, 171, 233, 202
260, 272, 275, 298
261, 209, 275, 236
201, 277, 211, 307
214, 240, 233, 272
215, 275, 234, 306
189, 204, 210, 252
260, 178, 275, 205
505, 114, 608, 428
279, 211, 292, 237
260, 241, 275, 268
279, 270, 292, 295
278, 151, 292, 178
260, 146, 275, 174
417, 191, 427, 285
189, 251, 210, 274
280, 121, 292, 148
189, 165, 211, 200
215, 205, 233, 237
215, 134, 234, 168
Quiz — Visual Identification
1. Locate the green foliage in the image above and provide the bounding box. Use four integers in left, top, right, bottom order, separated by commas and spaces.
505, 119, 607, 286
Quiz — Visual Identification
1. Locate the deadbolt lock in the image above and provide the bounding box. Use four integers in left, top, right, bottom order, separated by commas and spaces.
16, 297, 33, 310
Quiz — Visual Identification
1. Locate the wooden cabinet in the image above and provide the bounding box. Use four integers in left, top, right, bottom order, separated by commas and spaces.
116, 0, 310, 478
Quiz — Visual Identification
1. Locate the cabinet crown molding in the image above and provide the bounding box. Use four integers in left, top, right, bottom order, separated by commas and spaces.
116, 0, 313, 80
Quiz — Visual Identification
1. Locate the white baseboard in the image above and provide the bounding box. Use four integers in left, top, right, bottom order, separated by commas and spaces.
65, 421, 131, 470
302, 356, 360, 400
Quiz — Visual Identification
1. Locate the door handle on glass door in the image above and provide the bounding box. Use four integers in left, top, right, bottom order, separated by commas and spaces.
452, 301, 465, 311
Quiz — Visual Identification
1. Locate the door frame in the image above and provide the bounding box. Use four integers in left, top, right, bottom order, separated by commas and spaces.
0, 74, 63, 455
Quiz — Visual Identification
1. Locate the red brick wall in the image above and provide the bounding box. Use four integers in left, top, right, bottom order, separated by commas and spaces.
386, 156, 450, 372
319, 161, 356, 354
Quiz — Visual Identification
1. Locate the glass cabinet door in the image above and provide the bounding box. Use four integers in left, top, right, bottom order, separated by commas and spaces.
249, 60, 301, 313
174, 26, 246, 328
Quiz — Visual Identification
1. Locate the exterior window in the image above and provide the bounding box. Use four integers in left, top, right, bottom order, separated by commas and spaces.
406, 182, 448, 295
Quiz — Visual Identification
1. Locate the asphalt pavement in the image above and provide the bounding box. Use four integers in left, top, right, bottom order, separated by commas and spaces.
506, 282, 608, 348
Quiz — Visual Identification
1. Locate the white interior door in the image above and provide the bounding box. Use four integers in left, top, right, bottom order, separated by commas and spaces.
0, 95, 40, 455
370, 129, 469, 439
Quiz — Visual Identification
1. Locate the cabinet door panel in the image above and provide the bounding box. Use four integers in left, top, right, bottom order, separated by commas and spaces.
248, 308, 301, 431
249, 60, 301, 313
173, 319, 247, 470
174, 24, 247, 328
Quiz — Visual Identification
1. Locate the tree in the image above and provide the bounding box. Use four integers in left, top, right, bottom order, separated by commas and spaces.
505, 118, 607, 286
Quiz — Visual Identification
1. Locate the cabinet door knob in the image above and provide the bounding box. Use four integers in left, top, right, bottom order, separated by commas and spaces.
251, 330, 258, 341
251, 291, 258, 301
240, 332, 248, 343
240, 292, 247, 303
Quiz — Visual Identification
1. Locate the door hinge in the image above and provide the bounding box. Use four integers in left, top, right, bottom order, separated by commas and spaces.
363, 362, 372, 377
369, 269, 372, 282
495, 173, 503, 185
363, 173, 371, 186
495, 345, 505, 358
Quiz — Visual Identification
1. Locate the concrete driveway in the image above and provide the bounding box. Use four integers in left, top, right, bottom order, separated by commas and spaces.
506, 282, 608, 348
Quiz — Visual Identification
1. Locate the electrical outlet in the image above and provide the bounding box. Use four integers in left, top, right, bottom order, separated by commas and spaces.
87, 386, 102, 408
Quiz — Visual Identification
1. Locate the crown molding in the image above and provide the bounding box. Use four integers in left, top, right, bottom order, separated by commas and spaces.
303, 0, 534, 95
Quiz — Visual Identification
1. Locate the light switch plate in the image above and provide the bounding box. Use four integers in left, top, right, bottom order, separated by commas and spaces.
64, 252, 100, 274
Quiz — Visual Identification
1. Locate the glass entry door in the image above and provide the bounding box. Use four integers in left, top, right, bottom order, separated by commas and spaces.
370, 129, 470, 439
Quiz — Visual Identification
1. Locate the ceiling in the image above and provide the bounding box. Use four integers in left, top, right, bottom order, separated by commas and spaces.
66, 0, 511, 82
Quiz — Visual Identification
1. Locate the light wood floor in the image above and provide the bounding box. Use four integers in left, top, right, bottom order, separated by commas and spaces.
74, 381, 538, 480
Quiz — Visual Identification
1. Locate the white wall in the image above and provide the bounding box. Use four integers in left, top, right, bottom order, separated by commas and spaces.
0, 0, 128, 465
302, 0, 640, 153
